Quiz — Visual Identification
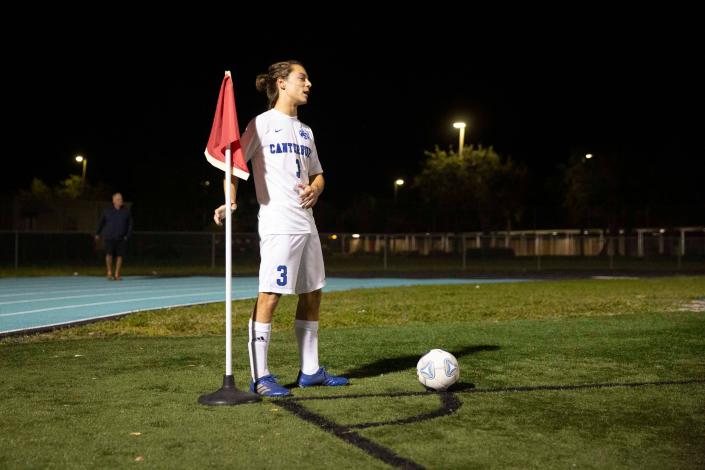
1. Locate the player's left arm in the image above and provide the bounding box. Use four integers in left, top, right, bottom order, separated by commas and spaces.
298, 173, 324, 209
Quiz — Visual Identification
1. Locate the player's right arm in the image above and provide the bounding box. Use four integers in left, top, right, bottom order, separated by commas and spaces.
213, 176, 239, 225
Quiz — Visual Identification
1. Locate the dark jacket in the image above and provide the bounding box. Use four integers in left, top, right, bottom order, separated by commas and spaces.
96, 206, 133, 240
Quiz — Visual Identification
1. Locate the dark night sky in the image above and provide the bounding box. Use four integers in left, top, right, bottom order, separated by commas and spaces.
7, 16, 704, 223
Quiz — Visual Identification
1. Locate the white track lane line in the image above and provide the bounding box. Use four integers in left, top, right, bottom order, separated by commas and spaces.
0, 291, 229, 317
0, 297, 255, 335
0, 286, 255, 306
0, 280, 255, 298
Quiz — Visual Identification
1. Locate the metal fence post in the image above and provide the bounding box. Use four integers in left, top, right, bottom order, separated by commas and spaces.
462, 232, 467, 271
14, 231, 19, 270
383, 234, 388, 270
211, 232, 216, 269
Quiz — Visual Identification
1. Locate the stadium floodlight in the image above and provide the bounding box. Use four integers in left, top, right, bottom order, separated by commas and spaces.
394, 178, 405, 202
453, 122, 466, 156
74, 155, 87, 183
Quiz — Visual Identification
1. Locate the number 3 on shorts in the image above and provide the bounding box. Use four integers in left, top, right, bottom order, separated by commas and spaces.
276, 265, 288, 286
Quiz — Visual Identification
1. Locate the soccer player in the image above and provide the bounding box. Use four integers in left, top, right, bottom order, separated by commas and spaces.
214, 60, 348, 396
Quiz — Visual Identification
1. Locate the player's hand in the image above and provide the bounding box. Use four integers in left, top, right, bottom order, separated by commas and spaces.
214, 204, 236, 225
297, 184, 320, 209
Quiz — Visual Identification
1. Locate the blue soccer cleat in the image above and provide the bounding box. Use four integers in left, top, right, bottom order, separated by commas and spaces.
297, 367, 349, 388
249, 374, 291, 397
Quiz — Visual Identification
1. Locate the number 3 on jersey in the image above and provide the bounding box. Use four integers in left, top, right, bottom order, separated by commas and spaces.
276, 265, 288, 286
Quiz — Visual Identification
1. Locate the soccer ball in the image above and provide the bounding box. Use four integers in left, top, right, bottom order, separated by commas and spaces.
416, 349, 459, 391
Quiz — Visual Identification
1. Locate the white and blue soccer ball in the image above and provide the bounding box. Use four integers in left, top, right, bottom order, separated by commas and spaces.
416, 349, 459, 391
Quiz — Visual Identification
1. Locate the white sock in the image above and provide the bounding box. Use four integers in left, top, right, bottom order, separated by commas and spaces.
295, 319, 320, 375
248, 319, 271, 381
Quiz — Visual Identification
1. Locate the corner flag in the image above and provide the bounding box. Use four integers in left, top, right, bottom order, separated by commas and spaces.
204, 71, 250, 181
199, 71, 259, 406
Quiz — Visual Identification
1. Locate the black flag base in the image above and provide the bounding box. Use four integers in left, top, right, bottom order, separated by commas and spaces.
198, 375, 262, 406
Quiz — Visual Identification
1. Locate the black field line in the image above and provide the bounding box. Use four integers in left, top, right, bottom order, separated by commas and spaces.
464, 378, 705, 395
347, 392, 461, 430
274, 378, 704, 468
275, 398, 428, 470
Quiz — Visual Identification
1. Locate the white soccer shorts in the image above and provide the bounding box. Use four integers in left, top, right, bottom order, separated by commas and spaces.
258, 234, 326, 294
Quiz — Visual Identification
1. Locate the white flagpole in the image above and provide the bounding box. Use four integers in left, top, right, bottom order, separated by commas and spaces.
198, 71, 260, 405
224, 144, 233, 376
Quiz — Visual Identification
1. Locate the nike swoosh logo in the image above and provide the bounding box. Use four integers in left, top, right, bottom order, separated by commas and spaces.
274, 129, 282, 132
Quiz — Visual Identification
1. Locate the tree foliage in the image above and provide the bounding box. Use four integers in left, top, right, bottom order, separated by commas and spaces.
563, 153, 622, 228
415, 145, 527, 231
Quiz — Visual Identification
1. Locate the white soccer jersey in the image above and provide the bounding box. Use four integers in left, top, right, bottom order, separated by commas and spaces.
241, 109, 323, 235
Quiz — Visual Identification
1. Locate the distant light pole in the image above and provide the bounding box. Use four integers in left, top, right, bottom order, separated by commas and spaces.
75, 155, 87, 184
394, 178, 405, 203
585, 153, 593, 160
453, 122, 466, 156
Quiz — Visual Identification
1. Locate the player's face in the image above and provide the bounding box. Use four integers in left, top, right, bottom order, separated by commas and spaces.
282, 65, 311, 105
112, 194, 123, 208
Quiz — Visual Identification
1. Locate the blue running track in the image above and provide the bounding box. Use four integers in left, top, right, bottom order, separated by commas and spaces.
0, 276, 529, 335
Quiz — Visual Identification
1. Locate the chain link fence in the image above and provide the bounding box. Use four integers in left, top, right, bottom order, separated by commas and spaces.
2, 229, 704, 274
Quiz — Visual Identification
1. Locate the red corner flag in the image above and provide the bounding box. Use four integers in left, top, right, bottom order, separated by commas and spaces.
204, 71, 250, 180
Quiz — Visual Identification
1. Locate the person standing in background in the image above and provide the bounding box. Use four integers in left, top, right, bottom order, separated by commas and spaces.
95, 192, 133, 280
